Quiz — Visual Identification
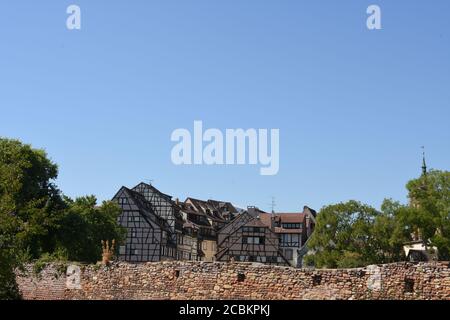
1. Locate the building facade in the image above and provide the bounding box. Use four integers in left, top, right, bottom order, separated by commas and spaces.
259, 206, 316, 267
113, 182, 315, 267
216, 209, 291, 266
183, 197, 238, 261
113, 182, 239, 263
112, 187, 176, 262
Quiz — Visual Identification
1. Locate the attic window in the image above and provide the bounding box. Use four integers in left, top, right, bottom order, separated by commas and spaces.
119, 198, 128, 205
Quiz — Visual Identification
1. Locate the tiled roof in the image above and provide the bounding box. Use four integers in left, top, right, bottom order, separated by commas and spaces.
274, 213, 306, 223
259, 213, 271, 226
259, 212, 306, 225
245, 218, 270, 228
185, 197, 236, 222
118, 187, 173, 233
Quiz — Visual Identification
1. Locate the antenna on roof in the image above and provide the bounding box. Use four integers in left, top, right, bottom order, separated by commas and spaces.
269, 196, 276, 214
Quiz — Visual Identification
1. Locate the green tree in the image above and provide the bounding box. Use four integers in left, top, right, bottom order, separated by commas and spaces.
0, 211, 22, 300
0, 138, 60, 209
402, 170, 450, 259
0, 138, 66, 258
306, 170, 450, 268
0, 137, 64, 298
0, 138, 126, 298
371, 199, 407, 262
56, 196, 126, 263
305, 201, 382, 268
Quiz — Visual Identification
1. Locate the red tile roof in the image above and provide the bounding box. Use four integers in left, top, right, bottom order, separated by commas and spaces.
259, 212, 306, 224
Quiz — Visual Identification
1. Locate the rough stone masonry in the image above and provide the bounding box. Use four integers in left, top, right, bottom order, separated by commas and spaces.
16, 261, 450, 300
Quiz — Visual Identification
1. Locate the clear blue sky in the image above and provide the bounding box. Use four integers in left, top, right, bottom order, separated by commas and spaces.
1, 1, 449, 212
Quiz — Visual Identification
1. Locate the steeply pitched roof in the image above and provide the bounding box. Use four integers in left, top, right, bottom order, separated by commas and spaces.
133, 182, 174, 202
132, 182, 184, 220
207, 199, 238, 214
304, 206, 317, 217
185, 197, 227, 222
113, 186, 173, 234
245, 218, 271, 228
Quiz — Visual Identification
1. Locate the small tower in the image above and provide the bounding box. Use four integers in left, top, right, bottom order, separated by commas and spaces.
421, 146, 427, 176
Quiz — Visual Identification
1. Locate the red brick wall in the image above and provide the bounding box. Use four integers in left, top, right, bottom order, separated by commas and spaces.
16, 261, 450, 300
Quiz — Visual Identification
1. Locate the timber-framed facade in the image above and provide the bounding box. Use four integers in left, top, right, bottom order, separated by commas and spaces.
113, 182, 315, 267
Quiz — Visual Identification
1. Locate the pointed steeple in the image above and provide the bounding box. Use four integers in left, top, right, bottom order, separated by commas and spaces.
421, 146, 427, 176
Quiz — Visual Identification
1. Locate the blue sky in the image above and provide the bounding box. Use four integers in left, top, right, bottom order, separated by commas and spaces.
0, 1, 449, 212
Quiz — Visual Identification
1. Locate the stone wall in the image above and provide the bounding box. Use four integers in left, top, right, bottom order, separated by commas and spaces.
16, 261, 450, 300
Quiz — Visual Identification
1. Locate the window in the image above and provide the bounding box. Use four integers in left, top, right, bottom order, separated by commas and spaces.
279, 234, 300, 247
118, 197, 128, 205
242, 226, 263, 233
133, 249, 139, 255
281, 223, 302, 229
119, 246, 126, 255
243, 236, 265, 245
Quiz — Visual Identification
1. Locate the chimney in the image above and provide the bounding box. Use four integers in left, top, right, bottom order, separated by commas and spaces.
247, 206, 259, 218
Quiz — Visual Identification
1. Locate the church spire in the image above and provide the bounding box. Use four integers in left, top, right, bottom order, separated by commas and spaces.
421, 146, 427, 175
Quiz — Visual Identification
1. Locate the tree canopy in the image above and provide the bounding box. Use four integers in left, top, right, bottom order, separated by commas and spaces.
305, 170, 450, 268
0, 138, 125, 298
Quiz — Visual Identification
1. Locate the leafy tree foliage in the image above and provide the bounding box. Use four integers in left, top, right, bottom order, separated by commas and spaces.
0, 138, 66, 258
0, 138, 63, 298
0, 138, 126, 298
0, 211, 22, 299
306, 170, 450, 268
403, 170, 450, 259
57, 196, 126, 263
305, 201, 384, 268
